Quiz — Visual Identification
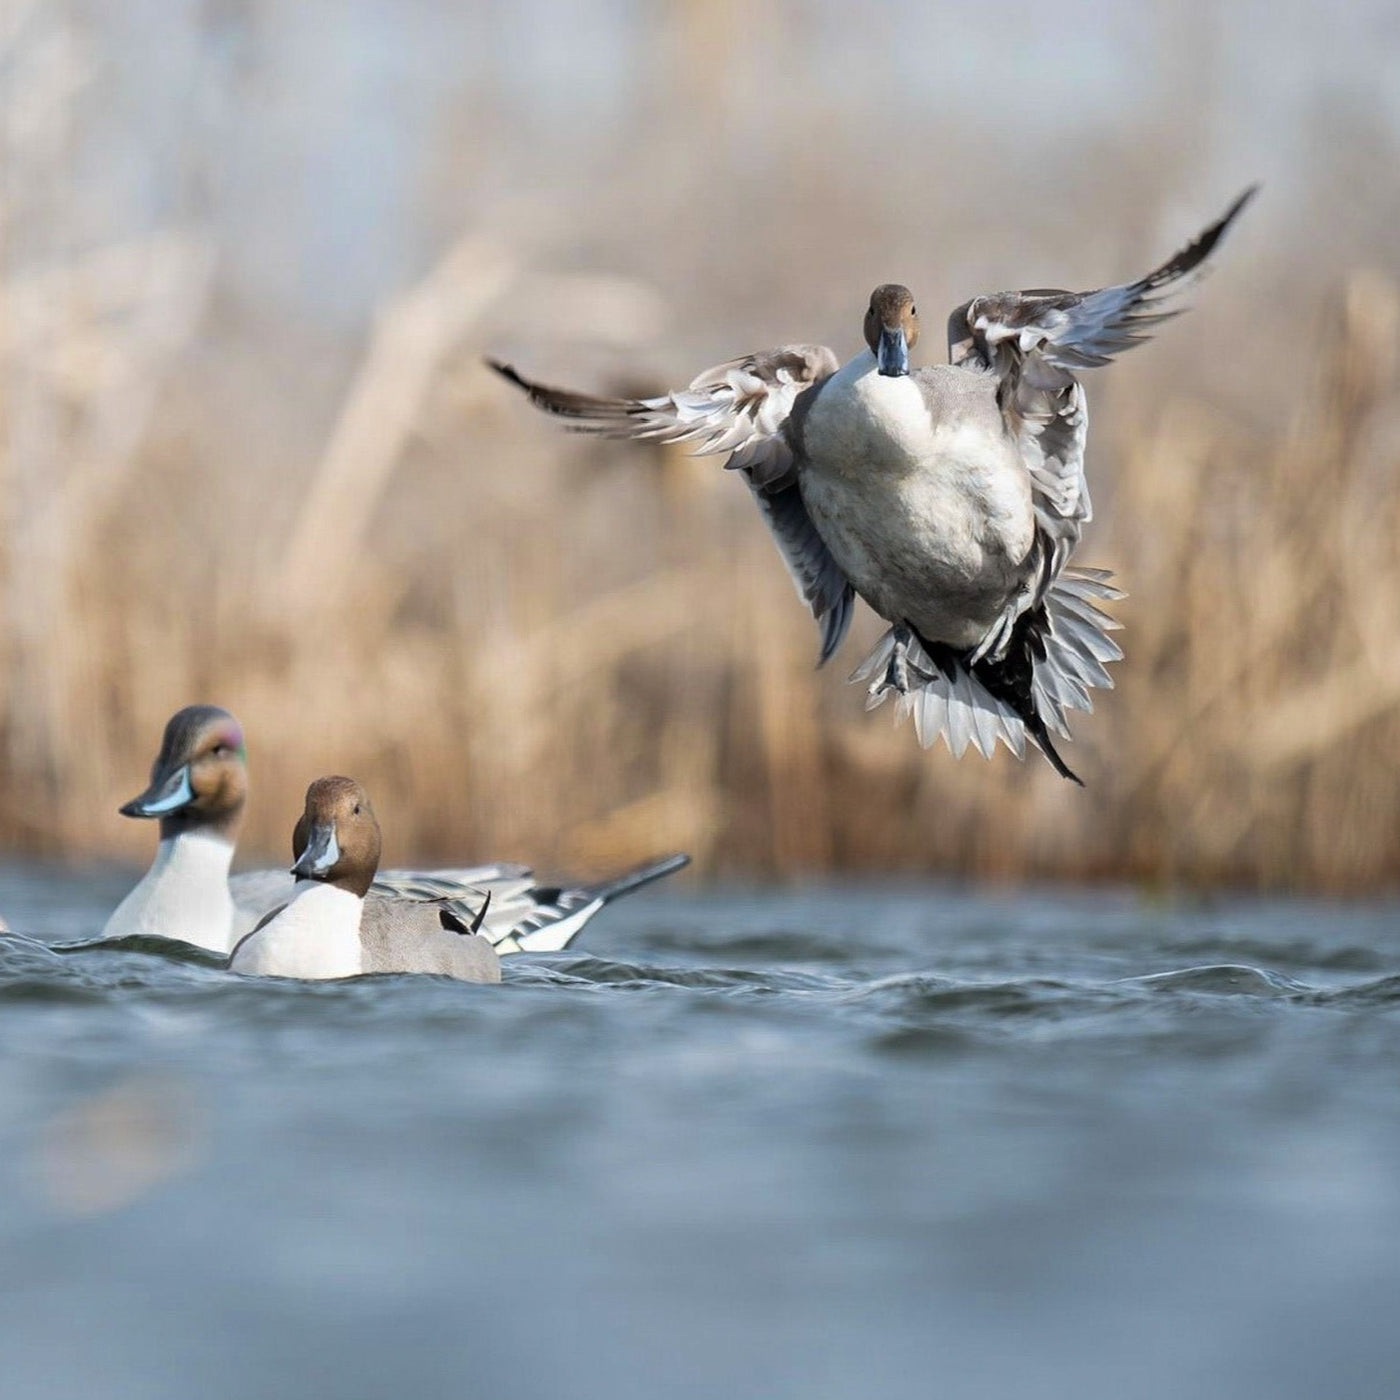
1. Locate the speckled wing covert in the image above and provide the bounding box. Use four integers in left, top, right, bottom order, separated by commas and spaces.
489, 349, 855, 665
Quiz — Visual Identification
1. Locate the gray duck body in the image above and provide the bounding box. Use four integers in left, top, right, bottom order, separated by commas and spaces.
359, 896, 501, 981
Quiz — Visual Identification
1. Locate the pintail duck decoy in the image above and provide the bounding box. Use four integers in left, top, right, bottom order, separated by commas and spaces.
105, 705, 689, 953
491, 190, 1255, 783
229, 777, 499, 981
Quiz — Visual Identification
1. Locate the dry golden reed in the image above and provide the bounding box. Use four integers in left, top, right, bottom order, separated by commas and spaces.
5, 244, 1399, 892
3, 7, 1400, 892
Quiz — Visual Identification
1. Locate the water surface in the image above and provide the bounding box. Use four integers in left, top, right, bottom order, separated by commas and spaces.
2, 862, 1399, 1400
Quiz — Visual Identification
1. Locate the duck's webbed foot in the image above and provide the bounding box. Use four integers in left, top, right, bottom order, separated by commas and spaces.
853, 621, 939, 708
969, 590, 1034, 667
882, 622, 917, 695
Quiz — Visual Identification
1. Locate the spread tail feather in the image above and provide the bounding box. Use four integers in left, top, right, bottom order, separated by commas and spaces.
853, 570, 1123, 783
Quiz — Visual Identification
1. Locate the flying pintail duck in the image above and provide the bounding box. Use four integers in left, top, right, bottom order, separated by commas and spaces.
105, 704, 689, 953
229, 776, 499, 981
491, 189, 1255, 783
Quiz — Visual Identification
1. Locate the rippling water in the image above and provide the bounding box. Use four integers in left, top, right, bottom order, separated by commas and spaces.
2, 861, 1400, 1400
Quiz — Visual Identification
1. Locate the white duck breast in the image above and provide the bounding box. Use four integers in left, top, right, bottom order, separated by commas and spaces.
229, 883, 364, 980
799, 353, 1036, 649
102, 832, 238, 952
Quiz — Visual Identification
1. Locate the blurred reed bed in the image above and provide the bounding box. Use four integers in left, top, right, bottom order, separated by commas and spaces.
3, 2, 1400, 890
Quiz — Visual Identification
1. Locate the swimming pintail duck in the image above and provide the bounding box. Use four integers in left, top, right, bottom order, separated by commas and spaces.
229, 777, 499, 981
491, 190, 1255, 783
106, 704, 689, 952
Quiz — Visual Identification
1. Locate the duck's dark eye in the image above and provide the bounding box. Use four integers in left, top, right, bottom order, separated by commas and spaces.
353, 804, 361, 815
910, 306, 917, 316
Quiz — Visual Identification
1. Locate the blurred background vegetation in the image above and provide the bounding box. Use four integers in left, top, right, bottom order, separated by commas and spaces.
2, 0, 1400, 889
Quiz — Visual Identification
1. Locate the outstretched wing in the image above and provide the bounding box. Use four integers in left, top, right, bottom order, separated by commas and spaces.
946, 187, 1256, 589
489, 347, 856, 664
947, 187, 1256, 375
